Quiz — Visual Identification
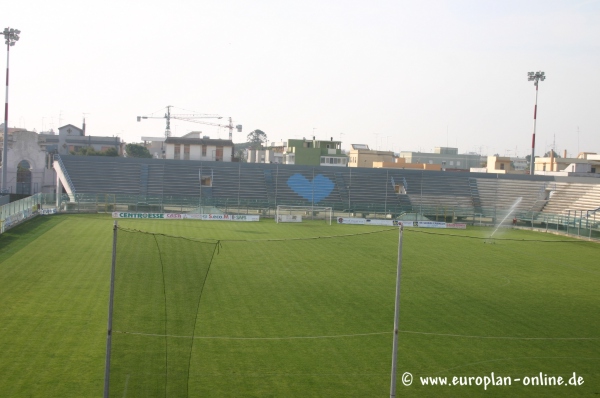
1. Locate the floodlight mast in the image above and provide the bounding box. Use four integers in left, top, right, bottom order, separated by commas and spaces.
2, 27, 20, 194
527, 71, 546, 175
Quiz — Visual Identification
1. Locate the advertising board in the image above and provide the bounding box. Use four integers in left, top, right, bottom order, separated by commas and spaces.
112, 213, 260, 221
416, 221, 447, 228
337, 217, 365, 225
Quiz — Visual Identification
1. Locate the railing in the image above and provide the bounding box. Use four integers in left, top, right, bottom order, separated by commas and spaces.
525, 209, 599, 240
53, 154, 76, 194
1, 192, 599, 241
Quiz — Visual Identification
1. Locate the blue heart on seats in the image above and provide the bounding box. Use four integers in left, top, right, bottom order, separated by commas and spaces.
287, 173, 335, 203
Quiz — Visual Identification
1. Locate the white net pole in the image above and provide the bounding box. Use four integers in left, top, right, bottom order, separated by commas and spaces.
104, 221, 118, 398
390, 224, 404, 398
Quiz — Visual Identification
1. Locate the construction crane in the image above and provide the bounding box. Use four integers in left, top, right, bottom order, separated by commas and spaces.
186, 117, 243, 141
136, 105, 222, 139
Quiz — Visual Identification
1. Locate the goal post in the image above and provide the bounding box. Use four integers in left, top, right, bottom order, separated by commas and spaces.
276, 205, 332, 225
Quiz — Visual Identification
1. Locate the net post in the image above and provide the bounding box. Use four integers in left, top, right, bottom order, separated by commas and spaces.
390, 224, 403, 398
104, 220, 118, 398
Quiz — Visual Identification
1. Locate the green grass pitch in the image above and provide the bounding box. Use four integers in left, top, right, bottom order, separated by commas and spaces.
0, 214, 598, 397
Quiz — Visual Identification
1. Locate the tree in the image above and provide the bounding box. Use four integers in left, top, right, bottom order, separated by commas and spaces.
71, 146, 119, 156
71, 147, 88, 156
233, 148, 247, 162
544, 149, 561, 158
125, 143, 152, 158
247, 129, 267, 149
71, 147, 100, 156
104, 147, 119, 157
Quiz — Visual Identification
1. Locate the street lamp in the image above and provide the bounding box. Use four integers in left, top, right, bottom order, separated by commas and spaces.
2, 27, 20, 193
527, 71, 545, 175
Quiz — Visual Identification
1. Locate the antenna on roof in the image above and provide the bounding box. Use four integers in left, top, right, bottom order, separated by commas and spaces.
82, 113, 89, 136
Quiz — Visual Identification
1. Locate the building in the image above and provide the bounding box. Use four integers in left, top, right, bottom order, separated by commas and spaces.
282, 137, 347, 166
41, 123, 122, 156
1, 121, 124, 195
484, 155, 518, 174
372, 157, 441, 171
164, 132, 234, 161
246, 148, 283, 164
399, 147, 482, 171
0, 128, 56, 194
534, 151, 600, 177
246, 141, 286, 164
470, 156, 530, 174
141, 136, 166, 158
348, 144, 394, 168
511, 157, 528, 171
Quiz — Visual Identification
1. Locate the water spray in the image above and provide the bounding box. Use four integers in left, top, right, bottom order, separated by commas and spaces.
488, 197, 523, 241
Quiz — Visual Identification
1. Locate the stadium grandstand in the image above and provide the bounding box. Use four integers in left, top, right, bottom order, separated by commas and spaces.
52, 155, 600, 224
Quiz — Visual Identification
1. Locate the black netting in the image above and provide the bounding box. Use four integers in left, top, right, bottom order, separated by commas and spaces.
109, 228, 218, 398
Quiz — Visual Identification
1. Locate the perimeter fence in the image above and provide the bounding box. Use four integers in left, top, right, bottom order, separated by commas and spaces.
0, 193, 53, 233
0, 192, 599, 241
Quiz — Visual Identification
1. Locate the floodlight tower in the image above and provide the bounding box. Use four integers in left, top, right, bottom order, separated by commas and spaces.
2, 27, 20, 193
527, 71, 546, 175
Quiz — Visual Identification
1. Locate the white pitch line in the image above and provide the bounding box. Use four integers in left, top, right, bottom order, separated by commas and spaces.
122, 374, 129, 398
114, 330, 390, 340
399, 330, 600, 340
114, 330, 599, 341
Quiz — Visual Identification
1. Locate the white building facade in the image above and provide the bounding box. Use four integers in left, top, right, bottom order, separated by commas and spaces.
0, 129, 56, 194
164, 133, 234, 161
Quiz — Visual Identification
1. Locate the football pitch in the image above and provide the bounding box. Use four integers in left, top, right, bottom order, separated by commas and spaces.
0, 213, 598, 397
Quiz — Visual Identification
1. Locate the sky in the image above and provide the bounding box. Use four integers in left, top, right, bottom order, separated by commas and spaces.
4, 0, 600, 157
